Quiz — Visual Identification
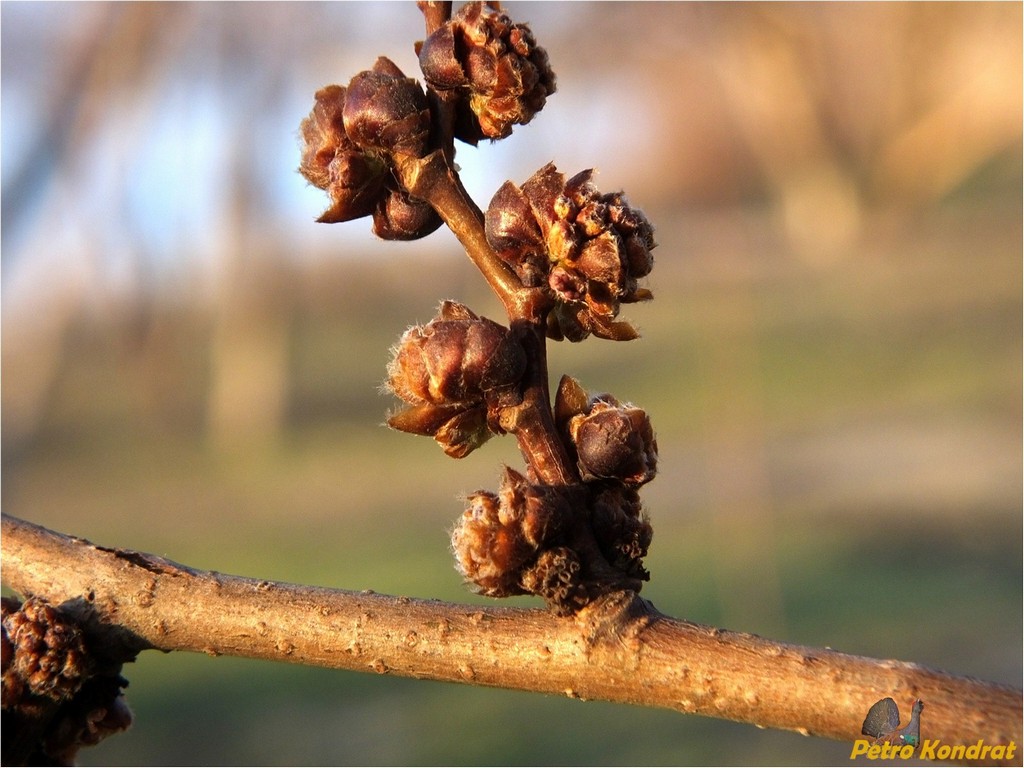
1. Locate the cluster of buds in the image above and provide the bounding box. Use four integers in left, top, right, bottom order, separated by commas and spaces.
450, 465, 654, 615
298, 57, 441, 239
300, 3, 556, 240
386, 301, 526, 458
303, 3, 664, 615
418, 2, 556, 144
486, 163, 656, 341
2, 597, 132, 765
448, 375, 657, 614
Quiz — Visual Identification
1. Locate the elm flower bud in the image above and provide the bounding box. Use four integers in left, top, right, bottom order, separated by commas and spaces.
387, 301, 523, 406
418, 1, 556, 144
451, 468, 572, 597
2, 599, 133, 765
555, 375, 658, 487
485, 163, 656, 341
1, 596, 90, 708
386, 301, 526, 457
451, 489, 529, 597
299, 84, 388, 224
519, 547, 586, 615
372, 187, 443, 241
343, 57, 431, 156
589, 482, 653, 581
298, 59, 441, 239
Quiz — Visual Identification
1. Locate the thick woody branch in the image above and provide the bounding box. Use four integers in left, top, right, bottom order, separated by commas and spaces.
2, 514, 1020, 763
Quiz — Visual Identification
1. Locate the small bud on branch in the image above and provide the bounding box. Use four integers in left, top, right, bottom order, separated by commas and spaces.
418, 1, 556, 143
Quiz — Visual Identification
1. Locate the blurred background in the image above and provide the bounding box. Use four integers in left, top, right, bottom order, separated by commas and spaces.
2, 2, 1021, 765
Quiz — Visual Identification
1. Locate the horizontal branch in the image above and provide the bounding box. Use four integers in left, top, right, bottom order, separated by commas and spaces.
2, 513, 1020, 762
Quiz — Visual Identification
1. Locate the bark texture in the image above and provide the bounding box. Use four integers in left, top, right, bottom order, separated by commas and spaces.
2, 513, 1020, 763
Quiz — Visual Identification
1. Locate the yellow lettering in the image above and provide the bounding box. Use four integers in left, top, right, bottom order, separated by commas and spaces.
918, 739, 938, 760
867, 744, 882, 759
897, 741, 1022, 763
850, 740, 871, 758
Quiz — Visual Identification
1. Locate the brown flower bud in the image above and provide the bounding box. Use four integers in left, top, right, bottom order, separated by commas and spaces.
589, 482, 653, 580
372, 187, 442, 241
299, 60, 440, 239
452, 490, 529, 597
1, 597, 133, 765
387, 301, 525, 407
518, 547, 586, 615
299, 84, 388, 224
555, 375, 657, 487
485, 164, 656, 341
571, 400, 658, 487
386, 302, 525, 457
418, 1, 556, 143
1, 596, 90, 707
343, 57, 430, 156
451, 468, 573, 597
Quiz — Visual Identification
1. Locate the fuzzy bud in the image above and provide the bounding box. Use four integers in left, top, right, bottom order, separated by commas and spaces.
451, 468, 572, 597
299, 84, 388, 224
1, 596, 90, 707
418, 1, 556, 144
1, 597, 133, 765
387, 301, 524, 406
451, 490, 529, 597
485, 164, 656, 341
386, 302, 526, 457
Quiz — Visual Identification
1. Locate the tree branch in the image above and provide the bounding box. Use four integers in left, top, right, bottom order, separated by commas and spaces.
2, 513, 1020, 762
